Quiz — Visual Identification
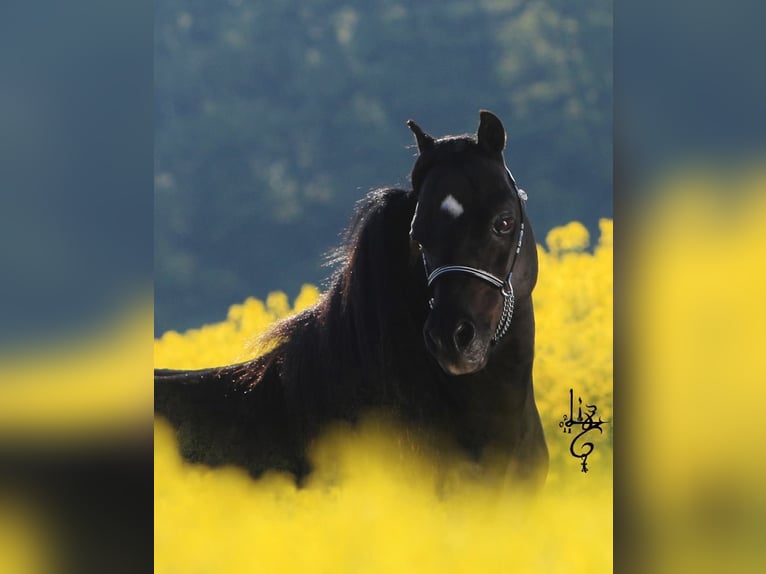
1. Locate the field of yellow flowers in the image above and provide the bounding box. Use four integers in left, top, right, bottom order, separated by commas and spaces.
154, 219, 613, 573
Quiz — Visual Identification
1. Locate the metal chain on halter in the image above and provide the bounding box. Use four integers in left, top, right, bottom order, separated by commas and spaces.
421, 161, 527, 345
494, 282, 514, 342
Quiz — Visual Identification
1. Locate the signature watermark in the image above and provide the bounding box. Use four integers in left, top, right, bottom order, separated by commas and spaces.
559, 388, 608, 473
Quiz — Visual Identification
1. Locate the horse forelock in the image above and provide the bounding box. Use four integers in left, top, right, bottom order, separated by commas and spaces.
410, 135, 496, 194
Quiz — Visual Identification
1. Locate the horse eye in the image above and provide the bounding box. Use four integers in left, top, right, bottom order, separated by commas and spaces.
493, 215, 513, 235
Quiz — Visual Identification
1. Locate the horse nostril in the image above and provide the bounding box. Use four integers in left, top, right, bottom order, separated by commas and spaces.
453, 321, 476, 352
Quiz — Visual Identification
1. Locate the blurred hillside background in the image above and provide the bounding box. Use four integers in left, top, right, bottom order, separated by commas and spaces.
155, 0, 612, 333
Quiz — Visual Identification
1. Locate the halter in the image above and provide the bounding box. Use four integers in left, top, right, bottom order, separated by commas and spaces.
421, 162, 528, 344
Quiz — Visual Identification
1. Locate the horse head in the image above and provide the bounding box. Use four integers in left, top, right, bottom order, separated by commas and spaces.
408, 110, 538, 376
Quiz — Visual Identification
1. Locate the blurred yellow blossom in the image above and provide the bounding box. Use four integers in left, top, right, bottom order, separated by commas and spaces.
545, 221, 591, 254
629, 168, 766, 573
155, 284, 320, 369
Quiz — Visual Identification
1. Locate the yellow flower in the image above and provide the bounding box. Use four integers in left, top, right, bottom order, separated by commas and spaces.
545, 221, 590, 255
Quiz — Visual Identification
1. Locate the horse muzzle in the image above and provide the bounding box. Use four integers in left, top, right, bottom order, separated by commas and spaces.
423, 316, 490, 376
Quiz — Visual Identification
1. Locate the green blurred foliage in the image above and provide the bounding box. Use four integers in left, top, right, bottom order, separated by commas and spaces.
155, 0, 612, 332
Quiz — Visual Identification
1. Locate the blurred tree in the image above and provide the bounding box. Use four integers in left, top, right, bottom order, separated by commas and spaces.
155, 0, 612, 333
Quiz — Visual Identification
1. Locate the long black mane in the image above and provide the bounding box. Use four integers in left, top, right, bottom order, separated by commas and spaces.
155, 127, 548, 486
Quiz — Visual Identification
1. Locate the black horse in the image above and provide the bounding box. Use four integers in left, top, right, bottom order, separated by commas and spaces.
155, 110, 548, 488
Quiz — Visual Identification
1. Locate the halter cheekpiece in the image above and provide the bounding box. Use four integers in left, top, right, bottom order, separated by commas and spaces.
421, 163, 528, 345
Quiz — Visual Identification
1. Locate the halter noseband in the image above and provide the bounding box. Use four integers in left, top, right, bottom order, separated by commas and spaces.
421, 163, 528, 344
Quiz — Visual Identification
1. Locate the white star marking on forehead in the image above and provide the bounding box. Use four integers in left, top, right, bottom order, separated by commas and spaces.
440, 194, 464, 218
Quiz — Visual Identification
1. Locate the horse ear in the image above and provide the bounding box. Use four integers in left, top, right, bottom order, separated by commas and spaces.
477, 110, 506, 155
407, 120, 435, 153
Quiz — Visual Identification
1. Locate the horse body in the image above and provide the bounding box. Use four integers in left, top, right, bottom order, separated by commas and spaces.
155, 111, 548, 487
